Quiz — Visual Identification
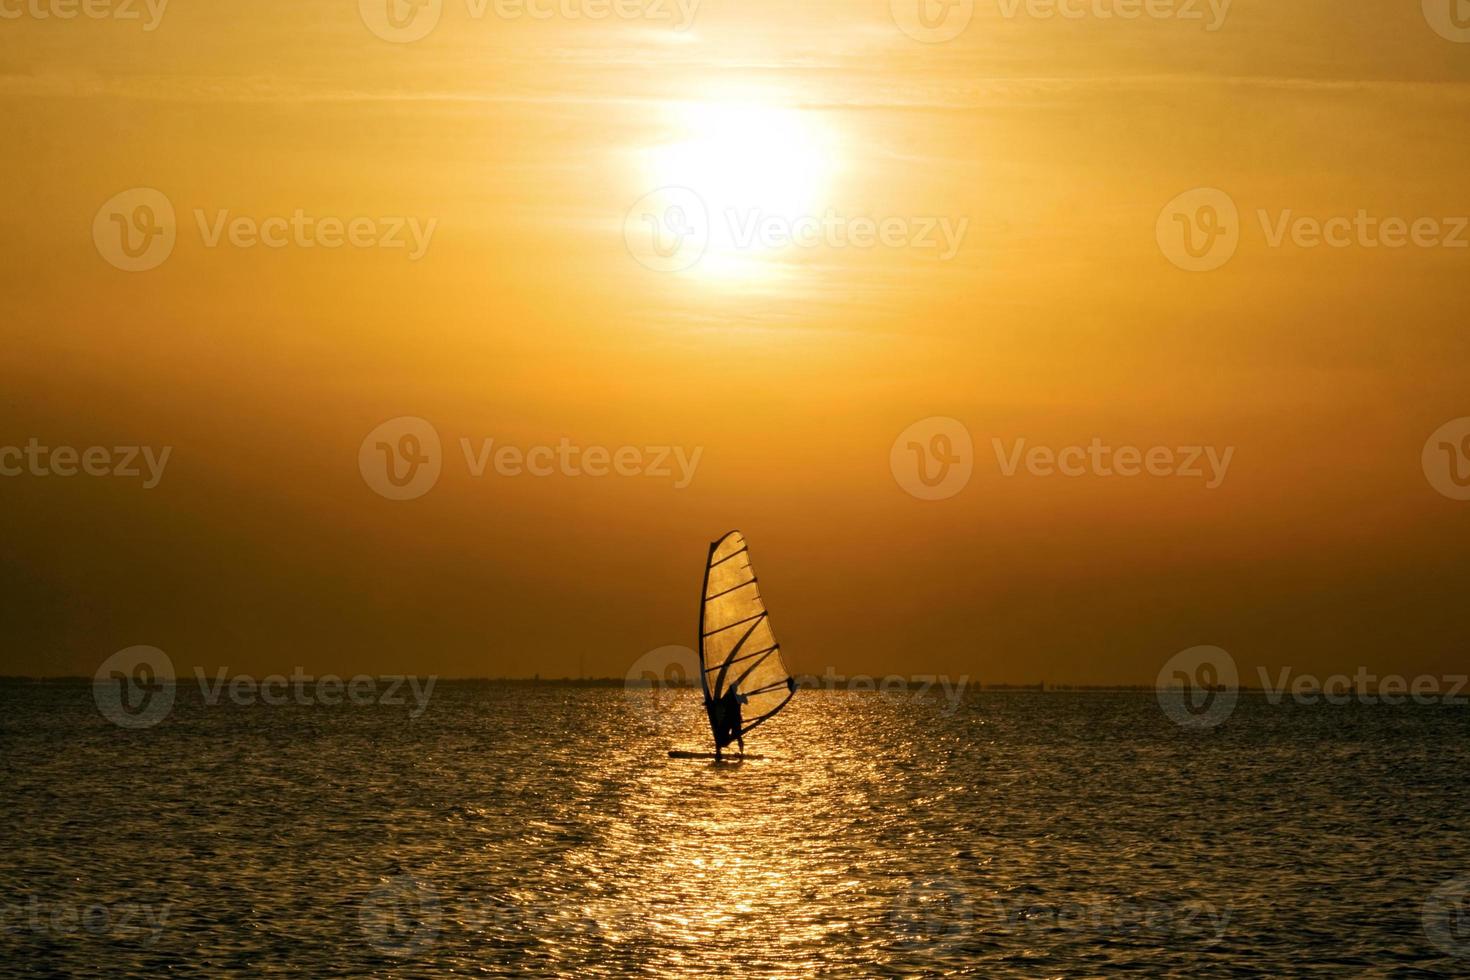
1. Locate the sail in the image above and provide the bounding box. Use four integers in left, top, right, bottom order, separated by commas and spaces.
698, 531, 796, 742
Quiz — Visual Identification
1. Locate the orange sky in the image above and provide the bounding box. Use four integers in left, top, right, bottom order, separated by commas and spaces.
3, 0, 1469, 682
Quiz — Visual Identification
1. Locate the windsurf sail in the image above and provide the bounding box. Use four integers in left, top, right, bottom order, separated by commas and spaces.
698, 531, 796, 748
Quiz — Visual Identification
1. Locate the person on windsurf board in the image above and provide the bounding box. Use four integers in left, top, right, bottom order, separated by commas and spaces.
671, 530, 796, 762
711, 686, 746, 761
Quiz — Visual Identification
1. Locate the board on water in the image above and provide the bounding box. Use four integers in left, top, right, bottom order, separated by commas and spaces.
668, 750, 769, 761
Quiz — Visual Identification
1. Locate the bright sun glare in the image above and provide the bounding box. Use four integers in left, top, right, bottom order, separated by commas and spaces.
641, 97, 837, 279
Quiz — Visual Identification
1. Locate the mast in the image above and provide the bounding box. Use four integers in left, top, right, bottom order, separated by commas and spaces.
697, 535, 720, 750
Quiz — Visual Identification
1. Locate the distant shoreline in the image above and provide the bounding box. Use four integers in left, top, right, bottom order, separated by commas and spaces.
0, 675, 1293, 694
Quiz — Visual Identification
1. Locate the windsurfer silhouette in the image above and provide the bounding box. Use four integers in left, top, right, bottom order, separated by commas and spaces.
713, 686, 745, 761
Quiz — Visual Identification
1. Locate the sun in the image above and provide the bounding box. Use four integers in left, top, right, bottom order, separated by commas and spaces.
638, 95, 838, 278
653, 100, 832, 219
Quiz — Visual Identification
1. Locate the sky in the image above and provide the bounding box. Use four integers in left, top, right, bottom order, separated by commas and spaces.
3, 0, 1469, 683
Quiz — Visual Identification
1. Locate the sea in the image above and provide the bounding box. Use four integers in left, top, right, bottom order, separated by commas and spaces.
2, 680, 1469, 977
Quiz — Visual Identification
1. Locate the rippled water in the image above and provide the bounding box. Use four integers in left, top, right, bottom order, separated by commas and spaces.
3, 681, 1470, 977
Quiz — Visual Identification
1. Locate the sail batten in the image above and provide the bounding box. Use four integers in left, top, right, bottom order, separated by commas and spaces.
701, 612, 767, 637
697, 531, 796, 748
708, 547, 749, 568
705, 579, 759, 602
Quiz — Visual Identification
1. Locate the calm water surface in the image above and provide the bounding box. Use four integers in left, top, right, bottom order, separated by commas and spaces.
2, 682, 1469, 977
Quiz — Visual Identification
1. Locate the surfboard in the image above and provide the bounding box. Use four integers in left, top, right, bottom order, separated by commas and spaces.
668, 750, 768, 760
